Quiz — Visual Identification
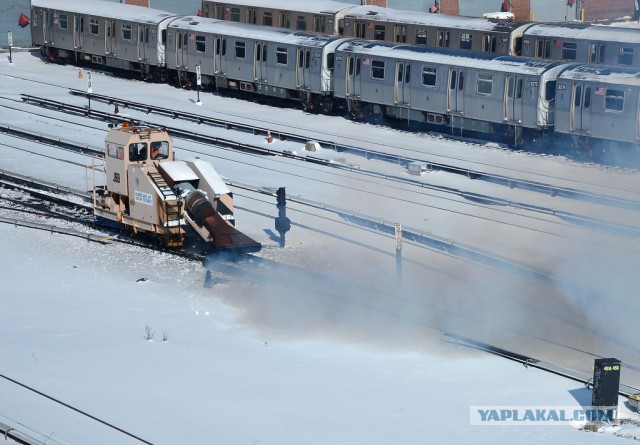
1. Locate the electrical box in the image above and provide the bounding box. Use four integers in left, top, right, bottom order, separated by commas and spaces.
592, 358, 621, 408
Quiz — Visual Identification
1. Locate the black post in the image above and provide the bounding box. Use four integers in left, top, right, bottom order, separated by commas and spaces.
197, 84, 200, 104
275, 187, 291, 248
9, 46, 12, 64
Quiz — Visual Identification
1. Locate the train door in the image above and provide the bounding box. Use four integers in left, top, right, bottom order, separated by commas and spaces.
570, 83, 592, 133
214, 36, 227, 74
505, 74, 524, 122
535, 38, 551, 59
44, 10, 54, 44
254, 41, 267, 82
138, 25, 150, 61
74, 15, 84, 50
447, 68, 464, 113
437, 29, 450, 48
297, 48, 311, 89
589, 42, 605, 64
345, 54, 361, 97
395, 61, 411, 106
105, 19, 116, 54
176, 31, 188, 68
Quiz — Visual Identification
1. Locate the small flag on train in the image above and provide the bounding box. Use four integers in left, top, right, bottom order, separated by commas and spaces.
18, 13, 30, 28
267, 130, 273, 143
78, 69, 83, 78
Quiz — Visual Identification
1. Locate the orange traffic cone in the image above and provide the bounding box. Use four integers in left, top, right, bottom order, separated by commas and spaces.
267, 130, 273, 143
78, 69, 83, 79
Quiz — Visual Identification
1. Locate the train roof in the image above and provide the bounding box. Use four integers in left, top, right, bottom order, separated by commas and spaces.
30, 0, 177, 24
337, 40, 567, 75
559, 65, 640, 86
524, 23, 640, 43
202, 0, 356, 15
344, 5, 531, 32
168, 16, 346, 47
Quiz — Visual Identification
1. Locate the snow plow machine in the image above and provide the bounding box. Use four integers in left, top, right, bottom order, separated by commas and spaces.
93, 123, 261, 254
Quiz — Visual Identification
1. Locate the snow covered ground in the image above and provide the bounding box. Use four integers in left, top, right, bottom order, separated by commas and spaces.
1, 49, 640, 444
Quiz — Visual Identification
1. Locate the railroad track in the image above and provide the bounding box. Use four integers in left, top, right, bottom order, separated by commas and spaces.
22, 92, 640, 212
10, 96, 640, 243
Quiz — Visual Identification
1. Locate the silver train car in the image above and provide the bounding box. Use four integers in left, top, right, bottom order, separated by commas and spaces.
200, 0, 354, 35
201, 0, 640, 68
334, 41, 569, 144
165, 17, 347, 111
522, 23, 640, 67
30, 0, 178, 79
201, 0, 529, 56
555, 65, 640, 152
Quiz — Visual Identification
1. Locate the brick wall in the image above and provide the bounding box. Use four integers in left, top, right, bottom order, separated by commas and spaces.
125, 0, 150, 6
511, 0, 531, 21
440, 0, 460, 15
583, 0, 635, 21
363, 0, 388, 6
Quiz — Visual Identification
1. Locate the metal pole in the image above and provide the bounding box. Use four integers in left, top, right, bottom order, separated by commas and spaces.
395, 223, 402, 285
9, 46, 12, 64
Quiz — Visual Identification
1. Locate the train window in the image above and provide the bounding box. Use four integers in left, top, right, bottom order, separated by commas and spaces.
450, 70, 457, 90
507, 77, 514, 98
437, 30, 450, 48
256, 44, 261, 62
395, 25, 407, 43
215, 5, 223, 20
398, 64, 403, 82
315, 16, 326, 33
584, 87, 591, 108
416, 29, 427, 45
422, 67, 437, 87
460, 33, 472, 51
107, 144, 124, 160
247, 8, 257, 24
458, 72, 465, 91
263, 12, 273, 26
122, 24, 132, 42
235, 41, 246, 59
129, 143, 147, 161
590, 43, 605, 64
476, 74, 493, 96
162, 30, 167, 45
405, 65, 411, 83
338, 19, 345, 35
263, 44, 267, 62
150, 141, 169, 160
516, 78, 522, 99
196, 35, 206, 53
618, 47, 633, 66
605, 89, 624, 112
297, 16, 306, 31
58, 14, 68, 30
90, 19, 99, 36
483, 34, 496, 53
374, 25, 386, 41
327, 53, 334, 71
306, 50, 310, 69
230, 8, 240, 22
356, 22, 366, 39
348, 57, 354, 76
183, 33, 188, 48
276, 47, 288, 65
371, 60, 385, 80
574, 85, 582, 107
561, 42, 577, 61
279, 12, 291, 28
545, 81, 556, 101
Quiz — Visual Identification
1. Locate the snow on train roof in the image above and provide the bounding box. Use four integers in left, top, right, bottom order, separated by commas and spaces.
345, 5, 530, 32
559, 65, 640, 86
337, 40, 566, 75
525, 22, 640, 43
202, 0, 356, 15
168, 16, 344, 46
30, 0, 177, 23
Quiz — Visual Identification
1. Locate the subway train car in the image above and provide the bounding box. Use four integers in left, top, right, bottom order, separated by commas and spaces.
333, 40, 569, 145
554, 65, 640, 152
340, 5, 530, 55
200, 0, 355, 35
165, 17, 348, 111
522, 23, 640, 67
30, 0, 179, 79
